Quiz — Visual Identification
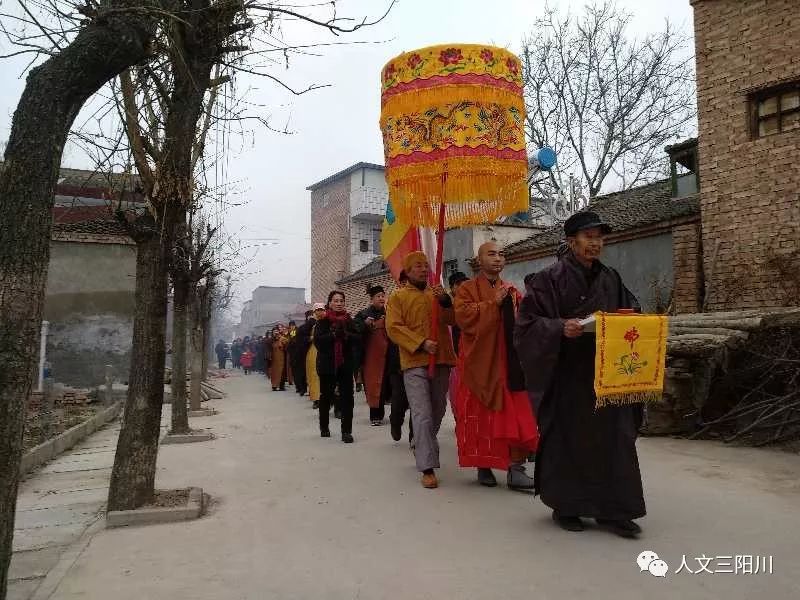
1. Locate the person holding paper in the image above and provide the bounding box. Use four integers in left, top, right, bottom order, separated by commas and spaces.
453, 242, 539, 490
514, 211, 646, 538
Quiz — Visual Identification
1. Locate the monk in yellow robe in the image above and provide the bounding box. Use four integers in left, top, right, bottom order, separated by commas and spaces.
305, 304, 326, 408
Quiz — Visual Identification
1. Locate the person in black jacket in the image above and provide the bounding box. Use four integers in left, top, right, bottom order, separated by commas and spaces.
314, 291, 360, 443
292, 311, 314, 396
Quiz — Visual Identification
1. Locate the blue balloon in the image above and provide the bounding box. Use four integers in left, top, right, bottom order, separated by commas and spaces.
536, 147, 557, 170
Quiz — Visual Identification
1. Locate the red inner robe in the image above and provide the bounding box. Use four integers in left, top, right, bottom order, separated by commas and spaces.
454, 287, 539, 470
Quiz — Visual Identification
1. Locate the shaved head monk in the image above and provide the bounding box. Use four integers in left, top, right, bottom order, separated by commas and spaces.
453, 242, 539, 490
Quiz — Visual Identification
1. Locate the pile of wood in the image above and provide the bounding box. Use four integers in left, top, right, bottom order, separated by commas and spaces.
61, 388, 91, 405
646, 308, 800, 445
199, 381, 225, 402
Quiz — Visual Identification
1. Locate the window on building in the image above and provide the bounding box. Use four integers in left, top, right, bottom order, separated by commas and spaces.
359, 239, 369, 253
372, 229, 381, 253
750, 82, 800, 138
443, 259, 459, 280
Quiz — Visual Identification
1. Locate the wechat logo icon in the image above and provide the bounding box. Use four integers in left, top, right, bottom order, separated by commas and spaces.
637, 551, 669, 578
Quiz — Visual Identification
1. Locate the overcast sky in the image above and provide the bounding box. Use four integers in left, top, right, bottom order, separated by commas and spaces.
0, 0, 694, 313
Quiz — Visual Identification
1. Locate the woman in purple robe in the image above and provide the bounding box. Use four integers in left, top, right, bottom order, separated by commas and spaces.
514, 211, 646, 538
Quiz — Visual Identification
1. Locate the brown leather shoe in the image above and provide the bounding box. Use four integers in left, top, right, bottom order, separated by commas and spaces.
421, 472, 438, 489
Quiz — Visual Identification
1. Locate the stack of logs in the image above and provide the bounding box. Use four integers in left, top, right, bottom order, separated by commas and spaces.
644, 308, 800, 446
164, 369, 226, 403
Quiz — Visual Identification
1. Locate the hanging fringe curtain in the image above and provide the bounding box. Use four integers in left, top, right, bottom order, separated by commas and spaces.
379, 44, 529, 227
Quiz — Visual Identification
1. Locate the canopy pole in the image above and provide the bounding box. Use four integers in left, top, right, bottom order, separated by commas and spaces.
427, 197, 447, 378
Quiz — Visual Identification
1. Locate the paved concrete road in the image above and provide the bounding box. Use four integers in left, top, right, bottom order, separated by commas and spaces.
43, 372, 800, 599
8, 423, 119, 600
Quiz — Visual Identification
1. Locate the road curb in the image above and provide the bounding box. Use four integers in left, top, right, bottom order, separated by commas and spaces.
161, 430, 214, 444
20, 402, 123, 476
106, 487, 205, 528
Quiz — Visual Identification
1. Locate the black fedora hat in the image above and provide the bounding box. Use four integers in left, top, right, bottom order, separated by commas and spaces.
563, 211, 612, 236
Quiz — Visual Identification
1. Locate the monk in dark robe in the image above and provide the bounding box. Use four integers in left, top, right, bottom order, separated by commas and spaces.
514, 210, 646, 538
454, 243, 539, 490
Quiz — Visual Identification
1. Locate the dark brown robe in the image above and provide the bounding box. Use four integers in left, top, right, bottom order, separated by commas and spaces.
514, 253, 646, 521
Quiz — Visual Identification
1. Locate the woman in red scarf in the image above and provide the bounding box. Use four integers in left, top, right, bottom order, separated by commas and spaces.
314, 291, 359, 443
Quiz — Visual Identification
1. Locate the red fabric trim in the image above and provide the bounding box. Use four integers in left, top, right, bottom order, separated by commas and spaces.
381, 73, 523, 102
387, 146, 527, 168
454, 319, 539, 470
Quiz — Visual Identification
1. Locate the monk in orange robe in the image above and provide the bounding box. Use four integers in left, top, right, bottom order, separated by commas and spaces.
454, 241, 539, 490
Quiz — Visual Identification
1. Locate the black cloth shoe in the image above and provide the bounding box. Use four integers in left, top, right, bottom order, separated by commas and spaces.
596, 519, 642, 538
334, 409, 342, 420
320, 430, 331, 438
342, 433, 354, 443
477, 468, 498, 487
312, 401, 319, 410
390, 423, 402, 442
552, 511, 584, 532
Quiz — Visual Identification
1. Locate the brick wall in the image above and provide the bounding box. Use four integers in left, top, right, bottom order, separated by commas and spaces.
310, 176, 351, 302
672, 219, 703, 313
337, 271, 397, 314
692, 0, 800, 310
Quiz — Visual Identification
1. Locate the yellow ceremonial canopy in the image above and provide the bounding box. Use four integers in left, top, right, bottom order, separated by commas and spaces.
379, 44, 529, 227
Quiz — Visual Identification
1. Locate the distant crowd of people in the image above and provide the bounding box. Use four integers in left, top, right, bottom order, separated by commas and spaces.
216, 211, 647, 539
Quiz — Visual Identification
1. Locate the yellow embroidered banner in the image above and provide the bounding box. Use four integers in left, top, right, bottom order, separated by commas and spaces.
593, 312, 668, 408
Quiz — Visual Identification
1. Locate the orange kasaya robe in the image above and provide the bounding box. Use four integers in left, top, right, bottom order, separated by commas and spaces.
454, 273, 539, 470
269, 337, 287, 386
362, 319, 389, 409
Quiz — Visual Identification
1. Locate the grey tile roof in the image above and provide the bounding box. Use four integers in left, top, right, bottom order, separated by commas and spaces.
51, 219, 130, 236
306, 162, 385, 191
504, 179, 700, 259
336, 258, 389, 284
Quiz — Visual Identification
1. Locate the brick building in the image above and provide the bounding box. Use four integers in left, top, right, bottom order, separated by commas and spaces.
307, 162, 388, 303
236, 286, 309, 336
336, 259, 397, 314
503, 174, 700, 313
692, 0, 800, 309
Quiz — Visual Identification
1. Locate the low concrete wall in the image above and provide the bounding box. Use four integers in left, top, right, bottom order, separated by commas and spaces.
20, 402, 123, 475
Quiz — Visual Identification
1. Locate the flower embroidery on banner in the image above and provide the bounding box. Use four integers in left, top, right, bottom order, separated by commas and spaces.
624, 326, 640, 350
480, 48, 495, 64
407, 53, 423, 69
616, 325, 647, 376
439, 47, 464, 66
383, 63, 397, 81
505, 57, 520, 76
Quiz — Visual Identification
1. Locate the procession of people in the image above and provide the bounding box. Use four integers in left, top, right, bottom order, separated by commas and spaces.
226, 212, 648, 538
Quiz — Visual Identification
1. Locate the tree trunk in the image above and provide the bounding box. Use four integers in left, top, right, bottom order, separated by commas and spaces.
106, 0, 241, 515
201, 292, 212, 380
190, 296, 204, 411
201, 318, 209, 380
170, 274, 190, 434
0, 3, 154, 592
107, 224, 172, 511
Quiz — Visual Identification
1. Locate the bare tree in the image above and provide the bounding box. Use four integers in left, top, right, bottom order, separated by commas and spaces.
521, 1, 696, 199
106, 1, 394, 511
0, 1, 156, 592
